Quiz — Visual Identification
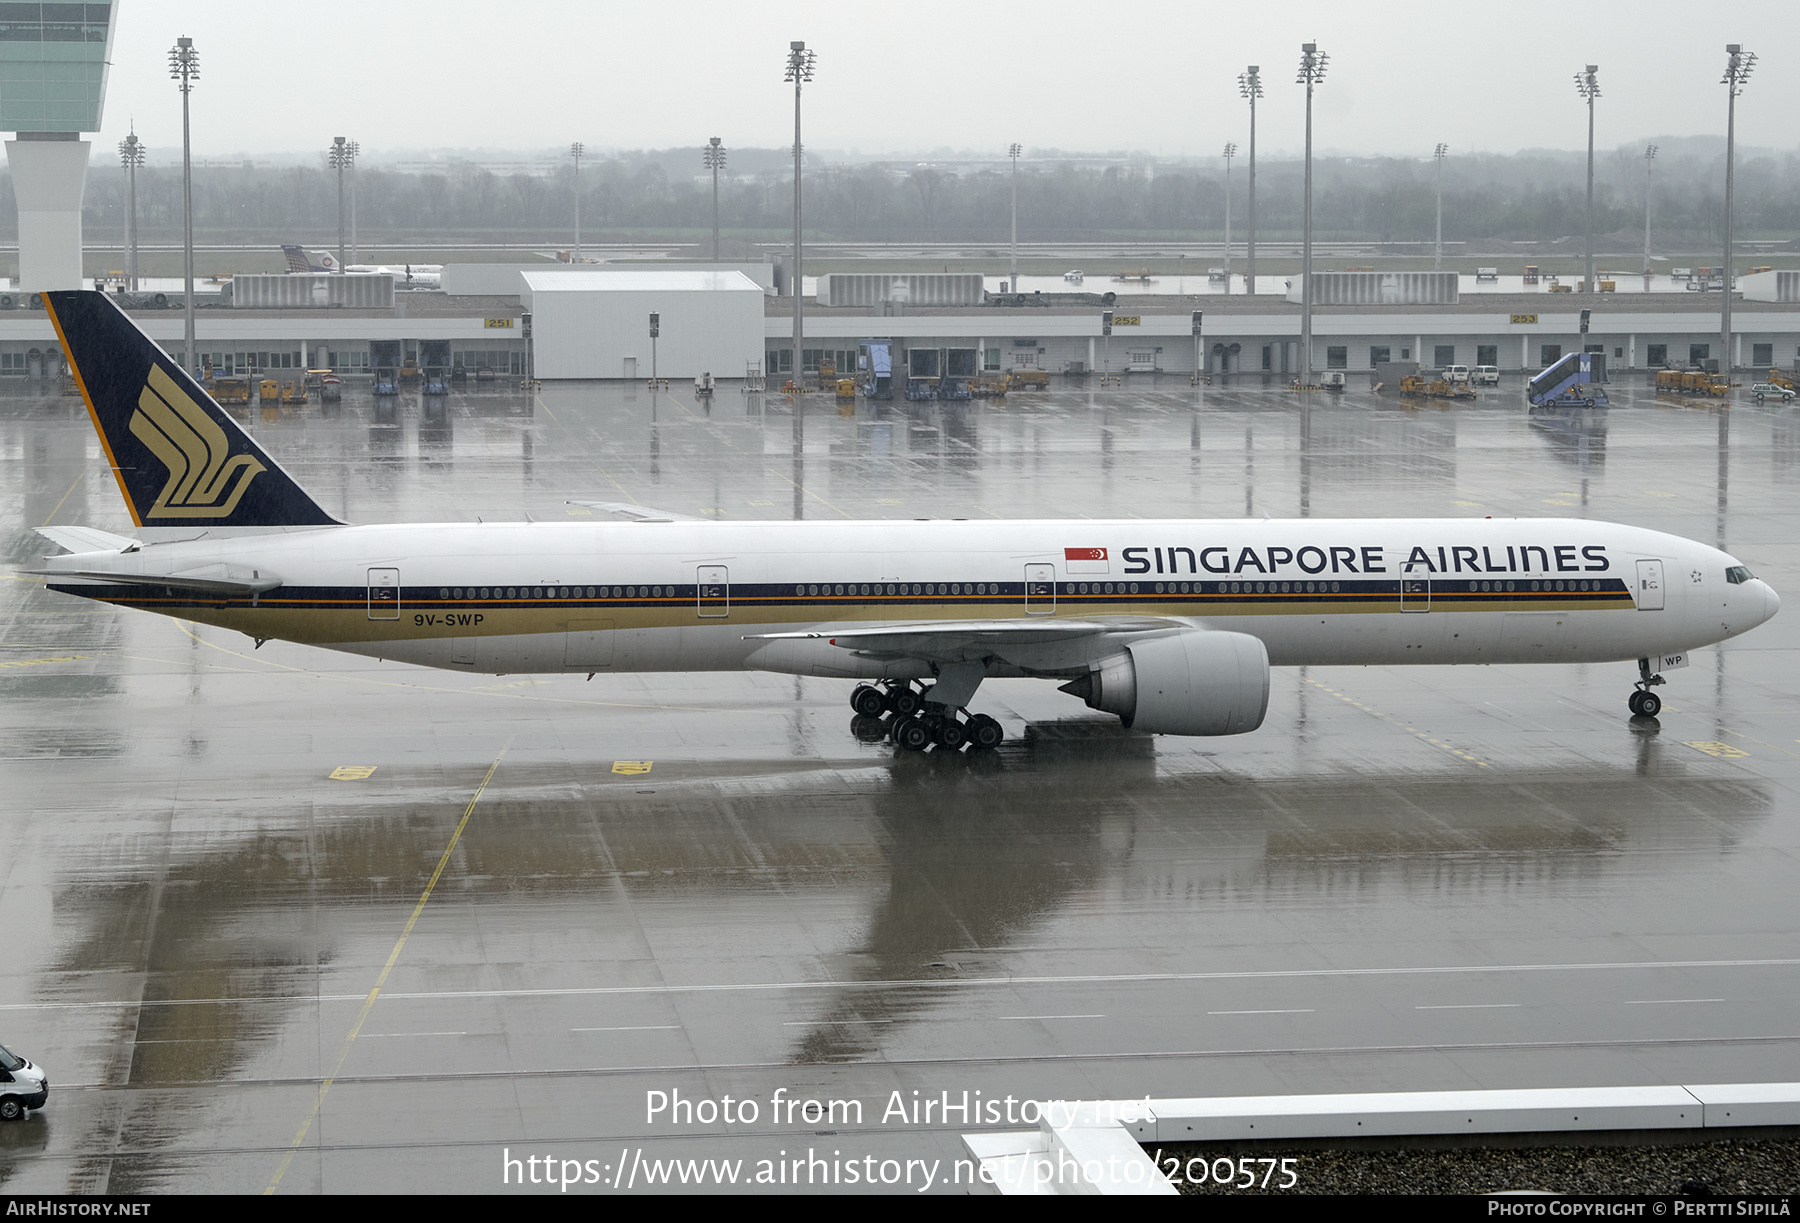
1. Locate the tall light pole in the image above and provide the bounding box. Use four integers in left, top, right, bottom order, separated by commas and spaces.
329, 136, 352, 273
1239, 66, 1262, 296
169, 36, 198, 373
1643, 144, 1658, 277
118, 132, 143, 292
1574, 64, 1599, 293
1721, 44, 1755, 374
1222, 143, 1236, 294
1297, 42, 1328, 380
570, 141, 584, 263
704, 137, 726, 262
346, 139, 359, 263
785, 40, 815, 391
1008, 142, 1021, 293
1433, 143, 1448, 273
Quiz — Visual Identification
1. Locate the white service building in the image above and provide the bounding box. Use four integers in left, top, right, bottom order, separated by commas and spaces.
519, 270, 764, 380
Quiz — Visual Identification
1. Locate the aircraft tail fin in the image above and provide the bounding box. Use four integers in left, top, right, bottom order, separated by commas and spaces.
43, 290, 343, 534
281, 243, 337, 273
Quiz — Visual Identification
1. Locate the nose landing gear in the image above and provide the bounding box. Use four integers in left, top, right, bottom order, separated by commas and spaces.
847, 681, 1004, 752
1629, 657, 1665, 718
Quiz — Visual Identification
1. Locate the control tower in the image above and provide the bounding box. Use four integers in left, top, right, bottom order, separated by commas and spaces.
1, 4, 119, 291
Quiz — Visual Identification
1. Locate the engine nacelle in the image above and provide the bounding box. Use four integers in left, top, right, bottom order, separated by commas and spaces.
1059, 631, 1269, 735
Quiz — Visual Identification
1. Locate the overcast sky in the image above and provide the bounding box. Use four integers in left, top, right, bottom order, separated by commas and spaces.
95, 0, 1796, 165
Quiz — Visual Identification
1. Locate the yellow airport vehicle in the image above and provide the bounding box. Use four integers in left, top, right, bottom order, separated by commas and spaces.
835, 377, 856, 398
398, 359, 422, 384
279, 380, 307, 405
258, 378, 279, 402
1009, 369, 1050, 390
1768, 368, 1796, 392
969, 374, 1010, 397
209, 376, 251, 405
1400, 375, 1476, 400
1655, 369, 1730, 397
817, 358, 837, 381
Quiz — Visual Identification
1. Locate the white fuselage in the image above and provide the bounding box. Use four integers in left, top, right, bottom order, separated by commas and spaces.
42, 517, 1778, 682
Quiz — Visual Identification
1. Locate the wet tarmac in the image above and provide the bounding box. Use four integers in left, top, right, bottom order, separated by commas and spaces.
1, 374, 1797, 1194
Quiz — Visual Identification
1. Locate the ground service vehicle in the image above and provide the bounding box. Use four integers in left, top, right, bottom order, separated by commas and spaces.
1471, 366, 1500, 387
1751, 383, 1795, 403
27, 291, 1779, 749
0, 1044, 47, 1120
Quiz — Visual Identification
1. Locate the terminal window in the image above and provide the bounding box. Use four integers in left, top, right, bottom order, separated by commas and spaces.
1262, 345, 1272, 371
0, 352, 24, 376
1476, 345, 1497, 366
1648, 344, 1667, 366
1541, 345, 1562, 365
1434, 345, 1455, 367
1369, 346, 1390, 366
1326, 347, 1347, 369
1753, 343, 1773, 366
1690, 344, 1710, 364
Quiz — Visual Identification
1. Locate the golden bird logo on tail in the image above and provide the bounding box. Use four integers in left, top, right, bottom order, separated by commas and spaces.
128, 365, 266, 518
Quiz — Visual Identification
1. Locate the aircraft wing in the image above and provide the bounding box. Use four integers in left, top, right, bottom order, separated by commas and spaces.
35, 525, 140, 553
566, 500, 709, 523
745, 616, 1184, 665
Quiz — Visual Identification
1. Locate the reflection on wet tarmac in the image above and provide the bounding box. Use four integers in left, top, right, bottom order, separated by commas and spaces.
3, 376, 1798, 1192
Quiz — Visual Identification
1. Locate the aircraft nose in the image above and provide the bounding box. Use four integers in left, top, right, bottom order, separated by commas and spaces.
1763, 580, 1782, 625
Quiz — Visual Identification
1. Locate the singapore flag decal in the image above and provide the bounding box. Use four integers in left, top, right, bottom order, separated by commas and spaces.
1064, 546, 1109, 574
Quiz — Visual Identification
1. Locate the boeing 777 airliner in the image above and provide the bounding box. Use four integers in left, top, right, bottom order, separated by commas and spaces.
28, 291, 1780, 752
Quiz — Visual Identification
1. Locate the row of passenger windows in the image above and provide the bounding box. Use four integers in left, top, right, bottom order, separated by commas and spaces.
432, 578, 1614, 602
440, 586, 673, 600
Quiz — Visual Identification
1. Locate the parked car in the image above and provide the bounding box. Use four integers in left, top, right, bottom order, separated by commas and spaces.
1750, 383, 1796, 402
0, 1043, 47, 1120
1471, 365, 1501, 386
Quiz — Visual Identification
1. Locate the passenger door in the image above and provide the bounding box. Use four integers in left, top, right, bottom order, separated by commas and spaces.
697, 566, 729, 618
367, 567, 400, 620
1635, 559, 1665, 611
1025, 563, 1055, 616
1400, 563, 1431, 612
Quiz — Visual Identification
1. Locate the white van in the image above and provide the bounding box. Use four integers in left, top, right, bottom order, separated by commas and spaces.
0, 1043, 48, 1119
1471, 365, 1501, 386
1443, 364, 1472, 384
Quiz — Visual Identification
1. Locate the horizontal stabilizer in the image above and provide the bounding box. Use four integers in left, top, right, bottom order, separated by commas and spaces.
31, 560, 283, 595
566, 500, 708, 523
35, 525, 139, 554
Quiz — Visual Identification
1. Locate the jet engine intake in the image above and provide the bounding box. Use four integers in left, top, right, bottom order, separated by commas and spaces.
1059, 630, 1269, 735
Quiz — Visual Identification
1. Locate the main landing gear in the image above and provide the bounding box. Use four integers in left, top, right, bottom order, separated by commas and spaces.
1628, 657, 1665, 718
848, 681, 1004, 753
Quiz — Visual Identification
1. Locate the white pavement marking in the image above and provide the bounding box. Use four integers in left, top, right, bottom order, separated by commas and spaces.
8, 958, 1793, 1013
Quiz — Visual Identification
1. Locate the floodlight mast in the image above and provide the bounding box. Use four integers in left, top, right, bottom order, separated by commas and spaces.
1433, 143, 1448, 273
785, 41, 815, 395
1574, 64, 1600, 293
1222, 143, 1236, 294
329, 136, 352, 273
570, 142, 584, 263
1239, 66, 1261, 296
169, 36, 199, 373
1721, 44, 1755, 373
118, 132, 144, 291
1296, 43, 1328, 381
1643, 144, 1658, 277
704, 138, 727, 262
1008, 143, 1021, 293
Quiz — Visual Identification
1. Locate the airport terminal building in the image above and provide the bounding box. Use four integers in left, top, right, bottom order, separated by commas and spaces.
0, 266, 1794, 384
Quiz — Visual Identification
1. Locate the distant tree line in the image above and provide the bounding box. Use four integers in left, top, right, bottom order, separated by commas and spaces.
3, 140, 1795, 247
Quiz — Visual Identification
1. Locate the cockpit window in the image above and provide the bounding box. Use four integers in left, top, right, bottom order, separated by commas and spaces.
1726, 566, 1754, 585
